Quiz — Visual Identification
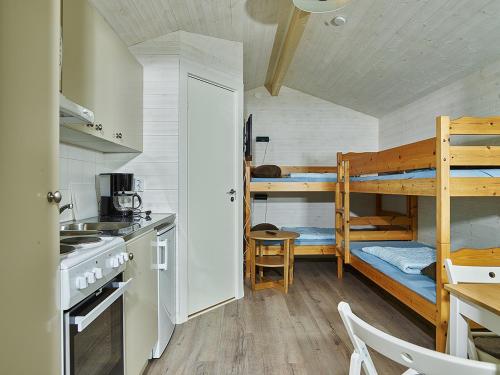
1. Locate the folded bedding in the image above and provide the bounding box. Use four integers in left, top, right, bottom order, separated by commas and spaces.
361, 246, 435, 274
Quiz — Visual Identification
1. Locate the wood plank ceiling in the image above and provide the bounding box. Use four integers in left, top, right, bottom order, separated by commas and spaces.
91, 0, 500, 117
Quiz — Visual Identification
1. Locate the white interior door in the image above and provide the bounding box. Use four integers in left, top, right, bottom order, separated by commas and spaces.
187, 76, 237, 315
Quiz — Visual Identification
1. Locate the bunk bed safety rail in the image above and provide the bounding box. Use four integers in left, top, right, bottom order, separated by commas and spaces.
342, 138, 436, 176
450, 247, 500, 267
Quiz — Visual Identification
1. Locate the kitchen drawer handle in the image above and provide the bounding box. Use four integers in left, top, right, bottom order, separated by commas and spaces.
70, 278, 133, 332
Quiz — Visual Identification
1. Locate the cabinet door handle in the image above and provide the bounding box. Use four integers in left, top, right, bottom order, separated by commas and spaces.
158, 240, 168, 271
47, 191, 62, 203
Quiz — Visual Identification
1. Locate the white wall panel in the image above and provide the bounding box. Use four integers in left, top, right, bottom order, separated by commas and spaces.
379, 57, 500, 249
245, 86, 379, 228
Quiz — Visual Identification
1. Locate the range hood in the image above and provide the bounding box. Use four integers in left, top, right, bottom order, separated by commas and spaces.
59, 94, 94, 125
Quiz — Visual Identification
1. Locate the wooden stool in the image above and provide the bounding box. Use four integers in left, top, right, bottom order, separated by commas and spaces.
248, 230, 299, 294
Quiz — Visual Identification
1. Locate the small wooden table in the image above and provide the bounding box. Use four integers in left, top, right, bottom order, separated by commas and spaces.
249, 230, 299, 293
445, 283, 500, 358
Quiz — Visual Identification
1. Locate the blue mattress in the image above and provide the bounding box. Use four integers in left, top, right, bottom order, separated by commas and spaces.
351, 168, 500, 182
252, 173, 337, 183
282, 226, 335, 245
350, 241, 436, 303
262, 227, 335, 246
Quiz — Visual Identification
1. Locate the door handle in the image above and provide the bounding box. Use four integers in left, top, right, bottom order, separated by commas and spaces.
47, 191, 62, 203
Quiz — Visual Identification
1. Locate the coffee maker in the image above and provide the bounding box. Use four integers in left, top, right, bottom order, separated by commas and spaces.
99, 173, 142, 218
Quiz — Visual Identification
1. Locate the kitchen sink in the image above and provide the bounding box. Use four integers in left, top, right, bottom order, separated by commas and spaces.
60, 222, 135, 232
60, 230, 101, 236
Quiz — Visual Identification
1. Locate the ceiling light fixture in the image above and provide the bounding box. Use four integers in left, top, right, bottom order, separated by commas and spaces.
292, 0, 352, 13
331, 15, 346, 26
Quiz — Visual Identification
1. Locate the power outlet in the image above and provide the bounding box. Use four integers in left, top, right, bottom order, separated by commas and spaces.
134, 178, 144, 192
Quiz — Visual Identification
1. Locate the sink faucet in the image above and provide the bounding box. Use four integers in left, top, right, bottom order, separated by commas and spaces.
59, 203, 73, 215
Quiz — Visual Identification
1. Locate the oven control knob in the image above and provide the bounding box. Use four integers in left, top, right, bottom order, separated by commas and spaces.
93, 267, 103, 279
121, 252, 129, 262
112, 256, 120, 268
76, 276, 87, 290
118, 254, 125, 265
85, 271, 96, 284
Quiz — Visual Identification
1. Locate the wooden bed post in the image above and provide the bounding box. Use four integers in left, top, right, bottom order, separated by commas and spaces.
244, 160, 252, 279
344, 160, 351, 265
336, 152, 344, 278
436, 116, 451, 352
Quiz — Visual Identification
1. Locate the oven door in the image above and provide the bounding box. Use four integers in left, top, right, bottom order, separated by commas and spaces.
64, 278, 132, 375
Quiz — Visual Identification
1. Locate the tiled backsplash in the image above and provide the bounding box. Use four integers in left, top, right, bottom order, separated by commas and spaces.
58, 143, 109, 222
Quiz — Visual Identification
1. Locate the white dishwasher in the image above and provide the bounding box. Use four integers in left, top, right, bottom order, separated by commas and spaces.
152, 223, 176, 358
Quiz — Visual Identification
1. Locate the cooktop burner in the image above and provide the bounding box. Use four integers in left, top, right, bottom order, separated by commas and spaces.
60, 244, 77, 255
60, 236, 103, 245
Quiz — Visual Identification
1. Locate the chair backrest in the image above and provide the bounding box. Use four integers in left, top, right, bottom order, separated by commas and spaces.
338, 302, 499, 375
445, 259, 500, 285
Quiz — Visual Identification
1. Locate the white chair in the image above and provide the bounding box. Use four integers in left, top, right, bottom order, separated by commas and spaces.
338, 301, 499, 375
445, 259, 500, 363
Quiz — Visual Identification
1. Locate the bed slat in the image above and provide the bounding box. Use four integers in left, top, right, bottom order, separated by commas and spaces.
250, 181, 337, 192
450, 178, 500, 196
350, 230, 413, 241
450, 146, 500, 166
449, 117, 500, 135
350, 216, 411, 226
451, 248, 500, 266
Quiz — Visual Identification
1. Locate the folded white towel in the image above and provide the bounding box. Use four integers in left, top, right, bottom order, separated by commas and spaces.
361, 246, 435, 274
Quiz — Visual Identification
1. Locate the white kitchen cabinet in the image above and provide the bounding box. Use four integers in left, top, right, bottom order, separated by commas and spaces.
61, 0, 143, 152
124, 231, 158, 375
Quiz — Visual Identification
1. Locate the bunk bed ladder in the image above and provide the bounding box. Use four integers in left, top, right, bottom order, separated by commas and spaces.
335, 154, 350, 278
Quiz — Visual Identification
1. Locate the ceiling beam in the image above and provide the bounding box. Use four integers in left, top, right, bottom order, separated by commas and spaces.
265, 6, 310, 96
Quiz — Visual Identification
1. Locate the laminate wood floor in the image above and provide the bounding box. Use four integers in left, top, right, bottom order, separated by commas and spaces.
145, 260, 433, 375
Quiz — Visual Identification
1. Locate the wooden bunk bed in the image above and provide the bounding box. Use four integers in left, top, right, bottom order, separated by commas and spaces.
336, 116, 500, 352
244, 162, 340, 278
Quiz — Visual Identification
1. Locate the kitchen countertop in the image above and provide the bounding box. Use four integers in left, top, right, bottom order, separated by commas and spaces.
61, 213, 176, 242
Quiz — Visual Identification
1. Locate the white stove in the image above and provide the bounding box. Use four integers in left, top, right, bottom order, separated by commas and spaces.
60, 236, 130, 375
60, 236, 127, 310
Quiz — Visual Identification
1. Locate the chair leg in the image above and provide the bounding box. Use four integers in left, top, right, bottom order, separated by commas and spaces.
283, 240, 289, 294
449, 295, 468, 358
250, 239, 256, 291
349, 352, 362, 375
289, 240, 295, 284
258, 241, 263, 279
